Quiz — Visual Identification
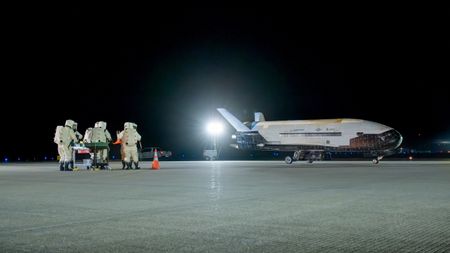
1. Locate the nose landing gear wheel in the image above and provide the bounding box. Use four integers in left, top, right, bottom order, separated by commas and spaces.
373, 155, 383, 164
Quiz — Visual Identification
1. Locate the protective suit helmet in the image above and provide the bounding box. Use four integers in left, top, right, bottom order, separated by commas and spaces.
96, 121, 107, 129
124, 122, 133, 129
65, 119, 75, 129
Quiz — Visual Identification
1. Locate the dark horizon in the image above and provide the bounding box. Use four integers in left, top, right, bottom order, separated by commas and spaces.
2, 6, 449, 160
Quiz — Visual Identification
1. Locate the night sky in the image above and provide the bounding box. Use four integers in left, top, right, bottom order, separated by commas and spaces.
2, 6, 449, 160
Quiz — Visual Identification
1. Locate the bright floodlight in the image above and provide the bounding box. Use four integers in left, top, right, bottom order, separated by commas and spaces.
207, 121, 224, 135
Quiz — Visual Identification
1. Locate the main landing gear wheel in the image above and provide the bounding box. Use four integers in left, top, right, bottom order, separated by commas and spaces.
285, 156, 293, 164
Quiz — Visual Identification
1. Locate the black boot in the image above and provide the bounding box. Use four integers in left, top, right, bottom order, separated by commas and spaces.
70, 161, 74, 170
126, 162, 132, 170
134, 162, 140, 170
121, 160, 126, 170
59, 162, 64, 171
64, 162, 69, 171
66, 162, 73, 171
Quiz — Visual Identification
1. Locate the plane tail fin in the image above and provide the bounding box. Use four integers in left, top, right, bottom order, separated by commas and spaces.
217, 108, 251, 132
254, 112, 265, 122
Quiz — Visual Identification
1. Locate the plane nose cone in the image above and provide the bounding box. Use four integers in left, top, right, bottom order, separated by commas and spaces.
381, 129, 403, 149
391, 129, 403, 149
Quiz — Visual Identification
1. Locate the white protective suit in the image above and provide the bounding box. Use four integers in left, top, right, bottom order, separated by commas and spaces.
73, 122, 83, 142
83, 127, 93, 143
116, 130, 126, 169
54, 119, 78, 170
89, 121, 112, 163
117, 122, 141, 169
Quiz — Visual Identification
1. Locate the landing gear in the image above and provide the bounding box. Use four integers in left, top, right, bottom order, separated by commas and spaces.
285, 151, 323, 164
372, 156, 384, 164
284, 156, 293, 164
293, 151, 301, 160
307, 152, 320, 164
285, 150, 301, 164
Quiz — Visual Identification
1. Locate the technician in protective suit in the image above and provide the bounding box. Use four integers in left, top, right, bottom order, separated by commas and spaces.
115, 130, 126, 170
73, 122, 83, 142
83, 127, 93, 143
117, 122, 142, 170
69, 122, 84, 169
53, 119, 78, 171
90, 121, 112, 169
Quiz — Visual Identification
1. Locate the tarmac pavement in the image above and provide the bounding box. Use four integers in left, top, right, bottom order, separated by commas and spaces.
0, 161, 449, 252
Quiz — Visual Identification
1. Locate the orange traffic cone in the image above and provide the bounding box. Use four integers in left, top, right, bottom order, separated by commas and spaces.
113, 131, 122, 145
152, 148, 160, 170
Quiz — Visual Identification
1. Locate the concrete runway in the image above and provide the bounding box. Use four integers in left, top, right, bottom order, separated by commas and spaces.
0, 161, 449, 252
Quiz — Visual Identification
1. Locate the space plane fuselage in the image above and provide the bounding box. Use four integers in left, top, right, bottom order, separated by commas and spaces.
217, 108, 403, 163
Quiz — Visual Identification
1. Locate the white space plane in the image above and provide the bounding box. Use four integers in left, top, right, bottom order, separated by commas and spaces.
217, 108, 403, 164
